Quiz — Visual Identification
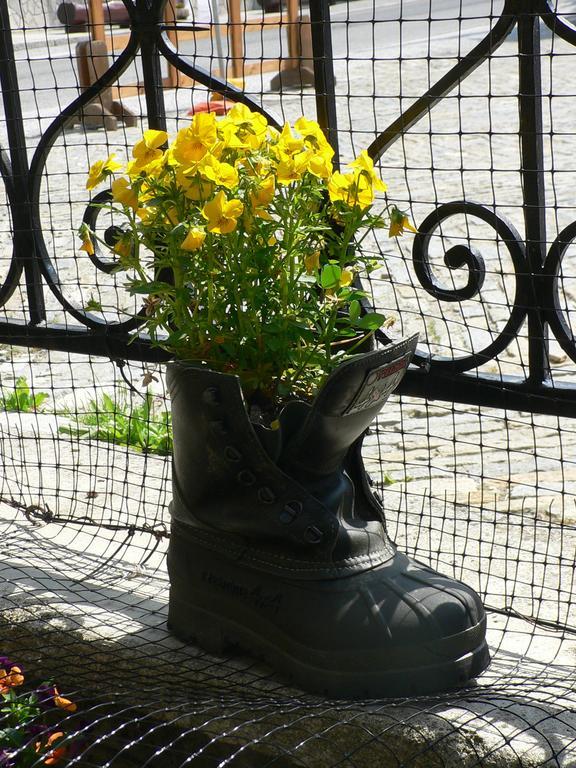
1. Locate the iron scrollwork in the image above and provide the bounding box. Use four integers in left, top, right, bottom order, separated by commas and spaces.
369, 0, 576, 411
1, 0, 576, 412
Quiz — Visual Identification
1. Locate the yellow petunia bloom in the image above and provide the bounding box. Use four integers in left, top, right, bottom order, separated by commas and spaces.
250, 176, 275, 209
111, 177, 138, 210
86, 154, 123, 190
294, 117, 335, 160
328, 169, 374, 209
129, 130, 168, 172
275, 122, 305, 158
181, 226, 206, 251
339, 268, 354, 287
173, 113, 218, 166
224, 103, 269, 149
79, 237, 95, 256
199, 155, 239, 190
276, 151, 310, 185
307, 152, 333, 180
78, 223, 95, 255
304, 250, 321, 274
349, 150, 387, 193
113, 234, 133, 259
202, 190, 244, 234
389, 207, 418, 237
140, 128, 168, 151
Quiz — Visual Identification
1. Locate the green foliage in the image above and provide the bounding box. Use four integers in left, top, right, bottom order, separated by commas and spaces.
59, 390, 172, 455
0, 377, 49, 413
80, 110, 415, 411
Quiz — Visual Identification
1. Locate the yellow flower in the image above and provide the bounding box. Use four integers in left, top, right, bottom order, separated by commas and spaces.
79, 237, 95, 256
111, 177, 138, 210
276, 151, 310, 185
307, 152, 333, 179
328, 170, 374, 209
275, 122, 305, 157
185, 178, 215, 202
339, 268, 353, 287
304, 250, 321, 274
175, 165, 214, 201
127, 129, 168, 175
250, 176, 275, 209
202, 190, 244, 234
349, 150, 387, 193
199, 155, 239, 190
173, 113, 218, 165
389, 207, 418, 237
78, 223, 95, 256
224, 103, 269, 149
86, 154, 122, 190
181, 226, 206, 251
113, 234, 132, 259
295, 116, 335, 158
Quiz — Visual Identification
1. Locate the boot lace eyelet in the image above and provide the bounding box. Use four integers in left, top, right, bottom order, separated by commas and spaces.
257, 486, 276, 504
303, 525, 324, 544
237, 469, 256, 486
224, 446, 242, 462
279, 500, 302, 524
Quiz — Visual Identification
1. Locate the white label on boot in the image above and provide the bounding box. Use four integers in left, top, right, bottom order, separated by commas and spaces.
344, 354, 411, 415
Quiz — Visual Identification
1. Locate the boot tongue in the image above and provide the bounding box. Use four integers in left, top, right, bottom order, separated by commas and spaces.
279, 334, 418, 478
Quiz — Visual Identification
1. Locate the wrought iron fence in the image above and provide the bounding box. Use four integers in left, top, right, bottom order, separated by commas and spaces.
1, 0, 576, 765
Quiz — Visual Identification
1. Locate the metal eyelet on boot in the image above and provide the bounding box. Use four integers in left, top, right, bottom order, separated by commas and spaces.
279, 500, 302, 524
303, 525, 324, 544
237, 469, 256, 486
224, 446, 242, 463
257, 486, 276, 504
202, 386, 221, 406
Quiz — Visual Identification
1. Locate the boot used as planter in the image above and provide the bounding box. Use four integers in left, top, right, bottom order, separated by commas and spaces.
166, 335, 490, 698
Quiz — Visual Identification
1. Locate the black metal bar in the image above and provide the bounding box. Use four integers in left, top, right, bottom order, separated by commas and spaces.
399, 369, 576, 419
517, 3, 550, 384
369, 1, 518, 161
136, 0, 168, 132
309, 0, 339, 165
0, 318, 169, 363
0, 0, 45, 325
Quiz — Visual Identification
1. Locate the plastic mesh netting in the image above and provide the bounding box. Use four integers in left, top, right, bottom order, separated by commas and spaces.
1, 0, 576, 765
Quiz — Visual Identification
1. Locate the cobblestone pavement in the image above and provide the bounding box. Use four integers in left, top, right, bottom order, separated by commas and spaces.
1, 16, 576, 766
0, 15, 573, 637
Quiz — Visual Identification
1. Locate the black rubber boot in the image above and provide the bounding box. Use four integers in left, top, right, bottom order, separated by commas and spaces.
166, 336, 490, 698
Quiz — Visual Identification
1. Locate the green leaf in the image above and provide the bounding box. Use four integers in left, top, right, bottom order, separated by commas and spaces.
84, 297, 103, 312
354, 312, 387, 331
127, 280, 174, 295
320, 263, 341, 289
349, 300, 361, 322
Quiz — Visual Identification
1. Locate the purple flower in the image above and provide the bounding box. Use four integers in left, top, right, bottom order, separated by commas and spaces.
0, 749, 16, 768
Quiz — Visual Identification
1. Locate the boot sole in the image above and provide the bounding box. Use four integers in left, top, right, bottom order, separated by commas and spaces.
168, 596, 490, 699
167, 533, 490, 699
